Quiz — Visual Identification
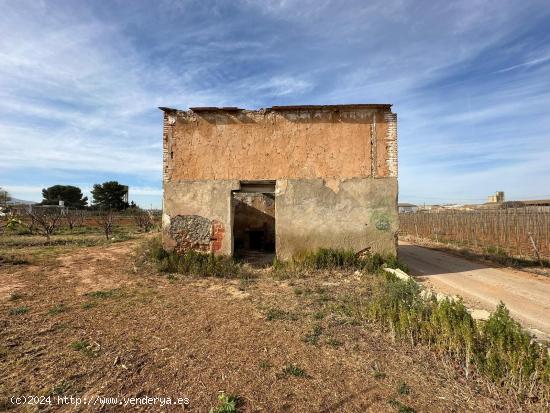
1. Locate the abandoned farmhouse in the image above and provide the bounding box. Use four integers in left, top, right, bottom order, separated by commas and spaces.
161, 104, 398, 260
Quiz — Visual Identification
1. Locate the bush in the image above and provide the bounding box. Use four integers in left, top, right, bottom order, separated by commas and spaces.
272, 248, 408, 277
362, 272, 550, 402
209, 392, 239, 413
145, 237, 248, 278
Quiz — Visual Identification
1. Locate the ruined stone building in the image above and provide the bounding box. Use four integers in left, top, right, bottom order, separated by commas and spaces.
161, 104, 398, 260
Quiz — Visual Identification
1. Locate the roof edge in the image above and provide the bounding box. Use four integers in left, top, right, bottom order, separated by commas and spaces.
159, 104, 393, 113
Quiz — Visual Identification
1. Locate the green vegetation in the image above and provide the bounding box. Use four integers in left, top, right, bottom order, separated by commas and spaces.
70, 340, 97, 357
363, 271, 550, 402
48, 304, 67, 315
70, 340, 89, 351
91, 181, 129, 210
388, 398, 416, 413
209, 392, 239, 413
41, 185, 88, 208
282, 364, 307, 378
265, 307, 298, 321
85, 289, 119, 299
0, 253, 30, 265
273, 248, 408, 277
326, 337, 343, 348
303, 324, 323, 345
81, 302, 97, 309
9, 306, 29, 315
397, 382, 411, 395
146, 237, 249, 278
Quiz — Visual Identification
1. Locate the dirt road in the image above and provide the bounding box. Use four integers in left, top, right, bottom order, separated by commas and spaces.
399, 241, 550, 339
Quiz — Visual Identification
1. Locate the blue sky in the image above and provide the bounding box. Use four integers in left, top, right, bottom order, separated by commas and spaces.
1, 0, 549, 208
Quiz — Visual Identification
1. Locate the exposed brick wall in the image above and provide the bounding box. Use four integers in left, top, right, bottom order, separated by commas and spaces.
211, 220, 224, 252
162, 112, 176, 182
384, 112, 398, 178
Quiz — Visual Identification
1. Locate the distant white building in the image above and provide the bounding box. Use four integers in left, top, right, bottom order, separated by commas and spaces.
398, 203, 418, 213
487, 191, 504, 203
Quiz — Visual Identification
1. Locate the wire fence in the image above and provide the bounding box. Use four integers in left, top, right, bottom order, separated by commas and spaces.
399, 209, 550, 261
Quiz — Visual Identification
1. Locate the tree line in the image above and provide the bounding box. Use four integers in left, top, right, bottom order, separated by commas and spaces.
40, 181, 135, 210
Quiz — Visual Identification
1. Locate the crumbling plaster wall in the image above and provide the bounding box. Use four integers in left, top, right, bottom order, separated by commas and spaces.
163, 108, 397, 181
163, 180, 239, 255
275, 178, 398, 259
162, 106, 398, 257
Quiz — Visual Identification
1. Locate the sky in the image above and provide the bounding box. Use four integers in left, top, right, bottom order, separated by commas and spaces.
1, 0, 549, 208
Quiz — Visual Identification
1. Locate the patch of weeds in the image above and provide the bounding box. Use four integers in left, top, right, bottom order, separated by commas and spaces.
315, 290, 332, 304
81, 301, 97, 310
388, 398, 416, 413
85, 289, 119, 299
48, 304, 67, 316
363, 270, 550, 403
273, 248, 408, 275
145, 236, 249, 278
282, 364, 307, 378
265, 308, 298, 321
303, 324, 323, 345
209, 391, 240, 413
0, 253, 30, 265
56, 323, 70, 331
8, 292, 23, 301
293, 287, 304, 295
302, 248, 360, 269
397, 382, 411, 395
70, 340, 98, 357
49, 380, 69, 396
326, 337, 343, 348
324, 301, 355, 318
312, 310, 325, 320
9, 306, 29, 315
70, 340, 89, 351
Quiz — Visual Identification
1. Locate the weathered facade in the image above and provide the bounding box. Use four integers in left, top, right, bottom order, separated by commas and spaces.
161, 104, 398, 259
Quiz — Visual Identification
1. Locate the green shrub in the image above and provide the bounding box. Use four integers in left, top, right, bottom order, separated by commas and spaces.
9, 306, 29, 315
85, 289, 118, 299
362, 272, 550, 402
70, 340, 97, 357
282, 364, 306, 377
272, 248, 407, 276
303, 248, 359, 269
209, 392, 239, 413
145, 237, 247, 278
479, 303, 550, 395
48, 304, 67, 315
303, 324, 323, 345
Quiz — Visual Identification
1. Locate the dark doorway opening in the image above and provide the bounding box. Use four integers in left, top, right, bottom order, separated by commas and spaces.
232, 181, 275, 265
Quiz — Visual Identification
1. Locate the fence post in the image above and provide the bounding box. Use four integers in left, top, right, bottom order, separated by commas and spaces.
528, 232, 543, 267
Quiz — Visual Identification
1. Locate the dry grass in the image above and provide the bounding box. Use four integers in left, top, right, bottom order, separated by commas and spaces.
0, 234, 547, 412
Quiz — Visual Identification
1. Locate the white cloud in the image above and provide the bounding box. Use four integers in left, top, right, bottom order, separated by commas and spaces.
0, 0, 549, 207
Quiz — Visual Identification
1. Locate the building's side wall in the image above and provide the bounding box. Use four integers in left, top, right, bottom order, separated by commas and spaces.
275, 178, 398, 259
163, 180, 239, 255
162, 107, 398, 257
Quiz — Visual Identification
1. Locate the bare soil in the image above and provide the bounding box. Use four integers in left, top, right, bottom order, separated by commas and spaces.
0, 236, 540, 412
